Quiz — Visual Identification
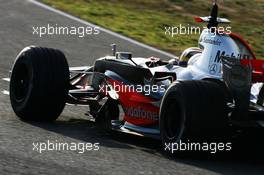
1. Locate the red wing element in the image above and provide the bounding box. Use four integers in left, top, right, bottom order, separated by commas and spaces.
241, 59, 264, 83
194, 16, 230, 23
194, 17, 203, 23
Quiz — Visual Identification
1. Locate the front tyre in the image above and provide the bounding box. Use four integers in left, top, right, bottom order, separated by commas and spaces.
10, 46, 69, 121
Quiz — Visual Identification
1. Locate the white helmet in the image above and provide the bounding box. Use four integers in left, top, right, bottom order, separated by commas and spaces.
179, 47, 202, 62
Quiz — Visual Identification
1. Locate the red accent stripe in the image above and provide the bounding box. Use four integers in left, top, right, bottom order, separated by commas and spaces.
241, 59, 264, 82
194, 17, 203, 23
229, 33, 257, 60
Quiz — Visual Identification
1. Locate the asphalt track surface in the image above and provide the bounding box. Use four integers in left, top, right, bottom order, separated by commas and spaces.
1, 0, 264, 174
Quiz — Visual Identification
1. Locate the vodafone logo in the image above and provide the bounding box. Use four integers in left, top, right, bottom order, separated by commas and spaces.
124, 107, 158, 121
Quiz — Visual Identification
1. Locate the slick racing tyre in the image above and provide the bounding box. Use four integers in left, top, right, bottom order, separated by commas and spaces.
95, 100, 120, 132
257, 84, 264, 106
10, 46, 69, 121
159, 80, 229, 153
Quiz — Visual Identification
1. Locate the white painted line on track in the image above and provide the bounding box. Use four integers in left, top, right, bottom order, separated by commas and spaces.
2, 78, 10, 82
29, 0, 176, 58
1, 90, 9, 95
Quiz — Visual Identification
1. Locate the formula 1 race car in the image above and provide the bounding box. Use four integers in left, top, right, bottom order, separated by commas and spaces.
7, 1, 264, 152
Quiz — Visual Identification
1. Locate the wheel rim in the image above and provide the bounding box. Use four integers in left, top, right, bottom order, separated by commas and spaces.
261, 100, 264, 106
261, 90, 264, 106
12, 63, 30, 102
257, 84, 264, 106
163, 99, 184, 140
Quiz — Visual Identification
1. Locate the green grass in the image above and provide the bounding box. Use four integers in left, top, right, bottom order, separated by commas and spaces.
41, 0, 264, 58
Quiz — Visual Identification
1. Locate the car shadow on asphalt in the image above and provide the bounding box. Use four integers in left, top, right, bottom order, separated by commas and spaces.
27, 116, 264, 174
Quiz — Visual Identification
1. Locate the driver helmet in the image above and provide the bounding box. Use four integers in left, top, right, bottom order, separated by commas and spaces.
179, 47, 202, 62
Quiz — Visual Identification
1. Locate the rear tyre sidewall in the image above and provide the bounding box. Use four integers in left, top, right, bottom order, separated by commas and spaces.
160, 83, 187, 148
159, 80, 229, 154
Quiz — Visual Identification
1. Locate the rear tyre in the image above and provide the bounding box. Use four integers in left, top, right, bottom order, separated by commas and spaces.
159, 80, 229, 153
10, 46, 69, 121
